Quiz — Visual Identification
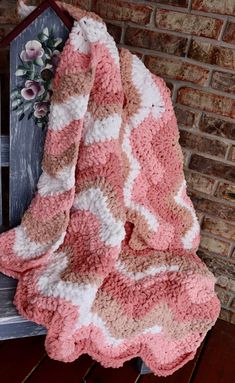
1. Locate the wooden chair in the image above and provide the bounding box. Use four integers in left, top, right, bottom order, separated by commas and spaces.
0, 0, 72, 339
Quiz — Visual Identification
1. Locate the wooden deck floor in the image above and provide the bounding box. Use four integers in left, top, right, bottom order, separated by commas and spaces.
1, 319, 234, 383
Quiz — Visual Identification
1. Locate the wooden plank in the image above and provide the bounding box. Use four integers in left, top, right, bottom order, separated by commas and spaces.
0, 273, 17, 289
136, 358, 152, 374
191, 319, 235, 383
0, 288, 47, 339
0, 335, 46, 383
0, 77, 2, 227
9, 6, 69, 227
137, 345, 203, 383
0, 134, 9, 166
85, 360, 140, 383
0, 288, 18, 320
26, 355, 94, 383
0, 320, 46, 339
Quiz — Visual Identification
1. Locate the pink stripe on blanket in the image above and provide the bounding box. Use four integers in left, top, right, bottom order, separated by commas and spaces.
91, 43, 124, 106
27, 189, 75, 221
0, 229, 50, 276
44, 120, 83, 156
53, 43, 90, 86
99, 270, 219, 320
63, 210, 120, 276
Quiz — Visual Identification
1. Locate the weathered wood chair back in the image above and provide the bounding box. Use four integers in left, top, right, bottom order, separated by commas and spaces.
0, 3, 70, 339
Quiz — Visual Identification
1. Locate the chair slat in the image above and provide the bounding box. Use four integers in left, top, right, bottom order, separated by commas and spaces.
9, 6, 69, 227
0, 135, 9, 167
0, 6, 70, 340
0, 78, 2, 227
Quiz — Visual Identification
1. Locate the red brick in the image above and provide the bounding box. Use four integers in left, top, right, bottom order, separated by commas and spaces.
230, 298, 235, 309
166, 81, 174, 95
106, 23, 122, 43
219, 308, 231, 322
202, 217, 235, 241
199, 251, 235, 288
144, 55, 209, 85
200, 234, 230, 257
181, 148, 190, 166
223, 22, 235, 44
199, 115, 235, 140
197, 211, 204, 223
192, 0, 235, 16
231, 313, 235, 325
191, 192, 235, 222
216, 286, 232, 306
93, 0, 152, 25
189, 154, 235, 183
156, 10, 223, 39
216, 289, 232, 308
215, 182, 235, 203
0, 0, 19, 24
179, 130, 228, 158
211, 71, 235, 94
155, 0, 189, 6
177, 88, 235, 118
217, 275, 233, 290
228, 146, 235, 162
188, 40, 235, 71
185, 170, 215, 194
125, 27, 188, 56
175, 107, 199, 128
0, 24, 16, 40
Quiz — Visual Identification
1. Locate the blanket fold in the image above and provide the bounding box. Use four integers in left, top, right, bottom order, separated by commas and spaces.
0, 2, 220, 376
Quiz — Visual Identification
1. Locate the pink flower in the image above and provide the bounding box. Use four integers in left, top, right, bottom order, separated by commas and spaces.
33, 101, 49, 118
21, 80, 45, 100
20, 40, 44, 62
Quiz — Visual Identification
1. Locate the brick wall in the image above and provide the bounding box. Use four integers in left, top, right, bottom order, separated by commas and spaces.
0, 0, 235, 323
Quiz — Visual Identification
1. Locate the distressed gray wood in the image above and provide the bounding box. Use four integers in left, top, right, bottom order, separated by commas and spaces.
136, 357, 152, 375
0, 319, 46, 339
0, 273, 17, 289
0, 286, 46, 339
0, 135, 10, 166
0, 78, 2, 227
9, 7, 69, 227
0, 6, 69, 340
0, 289, 19, 320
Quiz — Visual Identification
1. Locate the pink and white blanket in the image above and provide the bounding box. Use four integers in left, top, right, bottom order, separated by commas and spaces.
0, 2, 220, 376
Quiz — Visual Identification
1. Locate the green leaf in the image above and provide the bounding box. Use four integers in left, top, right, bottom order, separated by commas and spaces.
36, 121, 44, 128
18, 112, 25, 121
35, 57, 44, 66
10, 89, 20, 99
38, 28, 49, 42
53, 38, 62, 47
15, 69, 27, 76
45, 47, 52, 56
11, 98, 23, 108
17, 64, 28, 70
27, 110, 34, 120
16, 106, 24, 115
24, 102, 32, 112
43, 27, 49, 37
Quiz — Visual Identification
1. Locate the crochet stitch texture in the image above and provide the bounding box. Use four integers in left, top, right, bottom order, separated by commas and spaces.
0, 2, 220, 376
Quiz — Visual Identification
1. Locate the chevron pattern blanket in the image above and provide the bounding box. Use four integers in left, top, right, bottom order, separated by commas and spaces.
0, 2, 220, 376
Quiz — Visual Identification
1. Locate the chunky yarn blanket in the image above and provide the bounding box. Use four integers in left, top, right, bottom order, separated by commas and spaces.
0, 2, 220, 376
